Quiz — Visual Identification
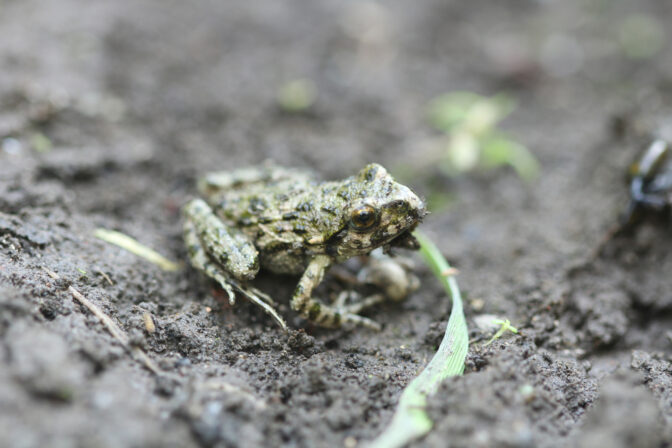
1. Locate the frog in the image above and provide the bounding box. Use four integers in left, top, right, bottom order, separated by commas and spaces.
182, 162, 426, 330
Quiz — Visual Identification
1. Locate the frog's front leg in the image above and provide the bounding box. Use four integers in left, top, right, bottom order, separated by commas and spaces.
291, 255, 382, 330
183, 199, 287, 330
183, 199, 259, 281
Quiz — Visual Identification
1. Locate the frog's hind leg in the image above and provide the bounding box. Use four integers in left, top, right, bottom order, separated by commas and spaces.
183, 201, 287, 330
333, 292, 386, 315
291, 255, 382, 330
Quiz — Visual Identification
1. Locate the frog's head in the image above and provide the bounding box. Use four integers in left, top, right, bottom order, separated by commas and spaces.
327, 164, 426, 259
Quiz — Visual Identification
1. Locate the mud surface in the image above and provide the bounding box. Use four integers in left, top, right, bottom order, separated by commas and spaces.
2, 1, 672, 447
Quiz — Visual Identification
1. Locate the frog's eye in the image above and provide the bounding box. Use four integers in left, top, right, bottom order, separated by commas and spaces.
350, 205, 378, 231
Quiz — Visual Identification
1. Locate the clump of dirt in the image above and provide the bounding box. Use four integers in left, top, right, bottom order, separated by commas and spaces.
425, 340, 597, 447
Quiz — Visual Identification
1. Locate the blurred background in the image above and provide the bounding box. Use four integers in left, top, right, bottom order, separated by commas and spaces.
2, 0, 672, 446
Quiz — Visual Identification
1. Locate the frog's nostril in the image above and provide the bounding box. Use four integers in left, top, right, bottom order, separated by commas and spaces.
409, 206, 428, 221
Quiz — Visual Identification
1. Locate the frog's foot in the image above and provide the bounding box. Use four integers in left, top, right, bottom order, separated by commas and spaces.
337, 312, 382, 331
358, 252, 420, 303
334, 292, 386, 314
291, 255, 382, 330
183, 214, 287, 330
331, 291, 386, 330
297, 299, 382, 330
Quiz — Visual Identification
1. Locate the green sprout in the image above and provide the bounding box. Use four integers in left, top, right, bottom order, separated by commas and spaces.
619, 14, 665, 60
30, 132, 53, 153
427, 91, 539, 181
276, 79, 316, 112
367, 231, 468, 448
94, 229, 180, 272
484, 318, 518, 346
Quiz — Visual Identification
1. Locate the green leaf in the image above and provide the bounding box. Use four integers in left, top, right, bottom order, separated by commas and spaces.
481, 136, 539, 181
367, 231, 468, 448
427, 92, 516, 134
276, 79, 316, 112
427, 91, 482, 132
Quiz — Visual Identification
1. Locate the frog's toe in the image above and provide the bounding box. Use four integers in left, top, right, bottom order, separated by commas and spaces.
249, 286, 277, 306
340, 313, 382, 331
339, 293, 386, 315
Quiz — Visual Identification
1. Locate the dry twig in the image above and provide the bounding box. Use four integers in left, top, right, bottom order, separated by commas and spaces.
42, 266, 161, 376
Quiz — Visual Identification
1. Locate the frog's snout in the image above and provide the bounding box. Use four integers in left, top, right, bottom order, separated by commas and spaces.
393, 184, 426, 220
407, 195, 427, 221
410, 206, 428, 221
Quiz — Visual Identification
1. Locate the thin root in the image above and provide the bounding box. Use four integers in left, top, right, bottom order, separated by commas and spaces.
96, 269, 114, 285
42, 266, 161, 376
231, 282, 288, 331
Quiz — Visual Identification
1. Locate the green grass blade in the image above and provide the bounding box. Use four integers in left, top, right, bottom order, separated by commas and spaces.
367, 231, 468, 448
94, 228, 181, 272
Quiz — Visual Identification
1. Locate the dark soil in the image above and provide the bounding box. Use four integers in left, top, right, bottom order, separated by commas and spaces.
2, 1, 672, 447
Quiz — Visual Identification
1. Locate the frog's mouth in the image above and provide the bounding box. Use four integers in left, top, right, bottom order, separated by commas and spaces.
375, 201, 427, 252
383, 226, 421, 253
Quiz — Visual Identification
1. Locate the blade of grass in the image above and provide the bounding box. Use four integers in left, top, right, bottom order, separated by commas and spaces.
94, 228, 180, 272
367, 231, 468, 448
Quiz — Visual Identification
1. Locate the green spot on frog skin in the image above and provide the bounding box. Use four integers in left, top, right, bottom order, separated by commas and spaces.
308, 303, 321, 320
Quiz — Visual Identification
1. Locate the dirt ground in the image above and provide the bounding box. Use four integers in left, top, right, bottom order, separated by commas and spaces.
2, 0, 672, 447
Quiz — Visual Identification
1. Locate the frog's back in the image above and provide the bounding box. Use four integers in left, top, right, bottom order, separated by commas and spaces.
198, 165, 318, 222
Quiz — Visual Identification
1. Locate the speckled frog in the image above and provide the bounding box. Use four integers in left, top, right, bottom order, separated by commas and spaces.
183, 163, 426, 330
